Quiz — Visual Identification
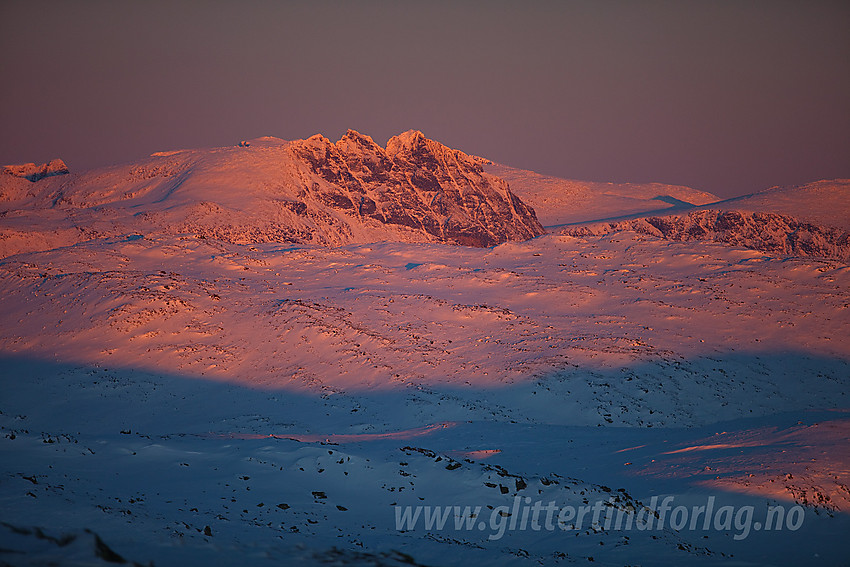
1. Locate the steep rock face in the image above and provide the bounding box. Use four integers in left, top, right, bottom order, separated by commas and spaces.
563, 210, 850, 262
288, 130, 544, 247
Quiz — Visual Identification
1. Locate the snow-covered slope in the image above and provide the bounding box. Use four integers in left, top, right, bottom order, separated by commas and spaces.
1, 140, 849, 566
2, 231, 848, 566
561, 180, 850, 262
0, 131, 543, 257
709, 178, 850, 230
486, 163, 719, 226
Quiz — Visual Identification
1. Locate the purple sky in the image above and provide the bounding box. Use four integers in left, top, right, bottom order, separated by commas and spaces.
1, 0, 848, 199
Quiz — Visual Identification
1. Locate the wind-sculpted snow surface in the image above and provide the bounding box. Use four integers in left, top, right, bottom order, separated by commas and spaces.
2, 229, 849, 566
563, 210, 850, 262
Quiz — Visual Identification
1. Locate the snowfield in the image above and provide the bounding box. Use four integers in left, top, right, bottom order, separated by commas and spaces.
486, 163, 720, 227
1, 136, 849, 565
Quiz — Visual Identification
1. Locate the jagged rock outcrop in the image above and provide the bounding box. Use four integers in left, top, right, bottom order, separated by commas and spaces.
562, 210, 850, 262
2, 159, 69, 182
288, 130, 544, 246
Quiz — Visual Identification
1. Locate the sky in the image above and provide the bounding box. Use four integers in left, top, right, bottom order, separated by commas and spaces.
1, 0, 848, 199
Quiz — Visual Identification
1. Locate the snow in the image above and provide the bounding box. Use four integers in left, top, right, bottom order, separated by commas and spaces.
563, 209, 850, 262
1, 135, 849, 565
0, 130, 543, 255
2, 228, 848, 565
2, 159, 69, 182
708, 179, 850, 231
487, 163, 721, 227
558, 178, 850, 263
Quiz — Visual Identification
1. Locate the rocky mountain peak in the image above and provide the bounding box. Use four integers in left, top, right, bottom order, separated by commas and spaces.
385, 129, 427, 154
386, 130, 481, 172
288, 130, 544, 247
334, 130, 386, 164
338, 129, 379, 148
1, 131, 545, 251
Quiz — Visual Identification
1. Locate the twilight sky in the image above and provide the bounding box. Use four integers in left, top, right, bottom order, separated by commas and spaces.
1, 0, 848, 199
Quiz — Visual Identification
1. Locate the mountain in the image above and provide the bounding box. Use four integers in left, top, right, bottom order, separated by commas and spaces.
0, 131, 544, 257
486, 163, 719, 226
561, 179, 850, 262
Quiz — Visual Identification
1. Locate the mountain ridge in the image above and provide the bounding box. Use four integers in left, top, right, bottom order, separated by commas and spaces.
3, 134, 848, 262
0, 130, 544, 255
560, 179, 850, 262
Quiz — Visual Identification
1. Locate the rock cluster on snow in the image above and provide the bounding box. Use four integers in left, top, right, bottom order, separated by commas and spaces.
562, 209, 850, 261
2, 159, 69, 182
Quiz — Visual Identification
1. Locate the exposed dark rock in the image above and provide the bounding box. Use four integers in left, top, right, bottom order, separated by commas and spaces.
562, 209, 850, 262
0, 131, 544, 251
2, 159, 69, 182
289, 130, 545, 247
